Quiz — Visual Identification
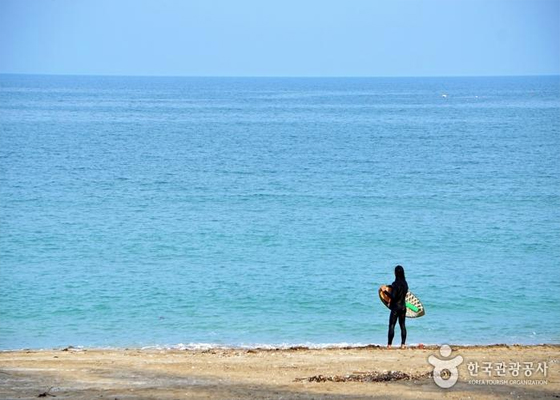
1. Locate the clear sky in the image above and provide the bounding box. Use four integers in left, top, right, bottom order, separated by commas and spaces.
0, 0, 558, 77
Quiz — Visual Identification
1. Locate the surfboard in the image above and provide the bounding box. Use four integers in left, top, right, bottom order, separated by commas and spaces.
378, 285, 425, 318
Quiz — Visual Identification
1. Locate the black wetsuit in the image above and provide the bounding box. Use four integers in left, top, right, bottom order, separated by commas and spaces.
388, 278, 408, 346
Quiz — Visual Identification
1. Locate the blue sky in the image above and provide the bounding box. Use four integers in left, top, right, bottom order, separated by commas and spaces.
0, 0, 558, 77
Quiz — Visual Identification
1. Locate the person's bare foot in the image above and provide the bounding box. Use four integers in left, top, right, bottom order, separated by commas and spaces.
387, 345, 392, 349
400, 344, 406, 349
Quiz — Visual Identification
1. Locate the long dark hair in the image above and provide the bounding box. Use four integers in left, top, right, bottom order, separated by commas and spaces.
394, 265, 405, 281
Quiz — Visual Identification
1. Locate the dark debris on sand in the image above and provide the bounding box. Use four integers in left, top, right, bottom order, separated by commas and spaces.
37, 387, 56, 397
296, 370, 432, 383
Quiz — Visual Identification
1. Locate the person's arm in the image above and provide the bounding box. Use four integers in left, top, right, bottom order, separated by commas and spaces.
387, 284, 395, 305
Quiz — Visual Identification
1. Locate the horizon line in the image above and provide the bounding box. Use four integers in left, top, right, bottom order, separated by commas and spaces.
1, 72, 559, 79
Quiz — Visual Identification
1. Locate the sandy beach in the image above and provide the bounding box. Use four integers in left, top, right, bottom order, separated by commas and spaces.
1, 345, 558, 399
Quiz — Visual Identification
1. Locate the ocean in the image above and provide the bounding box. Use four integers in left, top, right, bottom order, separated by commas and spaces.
0, 75, 559, 350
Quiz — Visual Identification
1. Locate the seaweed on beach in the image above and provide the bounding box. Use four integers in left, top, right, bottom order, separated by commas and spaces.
37, 387, 56, 397
296, 370, 432, 383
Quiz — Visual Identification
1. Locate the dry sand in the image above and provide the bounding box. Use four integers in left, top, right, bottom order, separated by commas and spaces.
1, 345, 559, 399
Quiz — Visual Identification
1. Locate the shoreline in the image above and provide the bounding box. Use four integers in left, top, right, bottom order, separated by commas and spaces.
2, 342, 558, 352
1, 344, 558, 399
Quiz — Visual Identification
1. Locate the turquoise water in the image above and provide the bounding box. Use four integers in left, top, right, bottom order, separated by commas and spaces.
1, 75, 559, 349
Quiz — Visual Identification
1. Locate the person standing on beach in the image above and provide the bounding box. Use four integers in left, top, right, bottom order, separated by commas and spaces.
387, 265, 408, 349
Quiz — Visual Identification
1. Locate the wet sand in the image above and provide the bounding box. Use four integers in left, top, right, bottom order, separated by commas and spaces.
1, 345, 559, 399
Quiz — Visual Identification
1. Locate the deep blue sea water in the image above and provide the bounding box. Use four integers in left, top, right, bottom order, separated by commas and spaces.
1, 75, 559, 350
